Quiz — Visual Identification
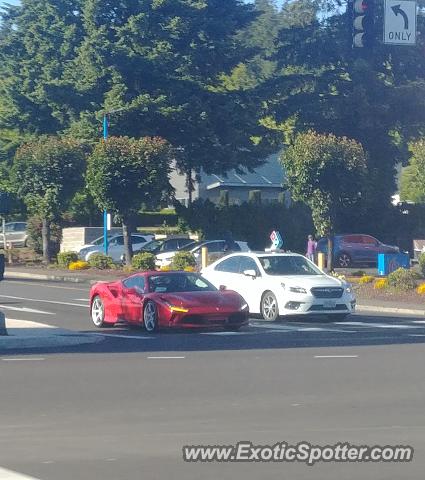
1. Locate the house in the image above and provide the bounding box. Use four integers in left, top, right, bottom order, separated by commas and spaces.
170, 153, 288, 206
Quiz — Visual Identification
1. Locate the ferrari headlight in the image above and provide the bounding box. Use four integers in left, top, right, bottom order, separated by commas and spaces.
240, 303, 248, 311
169, 306, 189, 313
289, 286, 307, 294
163, 300, 188, 313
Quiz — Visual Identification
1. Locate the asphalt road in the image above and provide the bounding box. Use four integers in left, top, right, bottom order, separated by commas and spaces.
0, 278, 424, 479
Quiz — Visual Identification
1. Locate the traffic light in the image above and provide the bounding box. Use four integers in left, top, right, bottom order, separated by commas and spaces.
352, 0, 374, 48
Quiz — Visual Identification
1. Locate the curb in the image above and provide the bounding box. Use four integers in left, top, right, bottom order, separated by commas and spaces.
356, 305, 425, 316
5, 271, 98, 284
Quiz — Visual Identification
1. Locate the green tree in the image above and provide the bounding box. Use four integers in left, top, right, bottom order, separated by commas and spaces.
400, 139, 425, 203
281, 130, 367, 269
86, 136, 173, 265
262, 0, 425, 226
11, 136, 86, 263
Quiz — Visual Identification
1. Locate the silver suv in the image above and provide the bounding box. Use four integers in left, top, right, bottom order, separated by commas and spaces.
0, 222, 28, 247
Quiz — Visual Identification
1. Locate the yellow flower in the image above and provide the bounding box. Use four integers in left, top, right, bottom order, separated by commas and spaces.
68, 261, 89, 271
374, 278, 388, 289
416, 283, 425, 295
160, 265, 171, 271
359, 275, 374, 284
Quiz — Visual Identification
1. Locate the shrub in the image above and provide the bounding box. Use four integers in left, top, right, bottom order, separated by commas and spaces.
418, 253, 425, 277
387, 267, 418, 291
358, 275, 374, 284
160, 265, 171, 271
374, 278, 388, 289
171, 251, 196, 270
416, 283, 425, 295
57, 251, 78, 268
88, 253, 114, 270
132, 252, 156, 271
68, 260, 89, 271
352, 270, 366, 277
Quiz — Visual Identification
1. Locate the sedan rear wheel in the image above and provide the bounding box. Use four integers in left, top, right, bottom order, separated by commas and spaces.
143, 301, 158, 333
261, 291, 279, 322
91, 295, 107, 328
337, 252, 352, 268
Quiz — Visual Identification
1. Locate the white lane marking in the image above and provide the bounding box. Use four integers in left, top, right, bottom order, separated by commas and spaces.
89, 333, 154, 340
147, 356, 185, 359
251, 322, 356, 333
314, 355, 358, 359
74, 298, 89, 302
408, 334, 425, 337
335, 321, 421, 329
0, 305, 55, 316
5, 280, 87, 291
0, 467, 41, 479
2, 358, 45, 362
200, 331, 245, 336
412, 320, 425, 324
0, 294, 87, 308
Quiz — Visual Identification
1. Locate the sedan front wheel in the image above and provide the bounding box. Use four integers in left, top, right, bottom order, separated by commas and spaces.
261, 291, 279, 322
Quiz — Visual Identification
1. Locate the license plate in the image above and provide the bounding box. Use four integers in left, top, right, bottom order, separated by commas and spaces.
323, 300, 336, 309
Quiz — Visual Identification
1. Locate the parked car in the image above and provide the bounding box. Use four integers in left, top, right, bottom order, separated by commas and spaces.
155, 239, 250, 268
134, 237, 195, 256
79, 233, 154, 262
0, 222, 28, 247
201, 252, 356, 321
89, 270, 249, 331
316, 234, 399, 268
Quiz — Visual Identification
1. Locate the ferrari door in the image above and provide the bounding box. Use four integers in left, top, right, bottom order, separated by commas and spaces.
121, 276, 146, 324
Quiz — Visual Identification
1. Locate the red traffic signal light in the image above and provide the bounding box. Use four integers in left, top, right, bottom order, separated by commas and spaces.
352, 0, 374, 48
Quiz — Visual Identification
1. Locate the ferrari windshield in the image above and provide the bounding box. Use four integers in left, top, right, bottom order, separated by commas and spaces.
148, 273, 217, 293
259, 255, 323, 276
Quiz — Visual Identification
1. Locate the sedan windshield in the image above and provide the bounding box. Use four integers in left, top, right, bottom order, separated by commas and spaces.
148, 273, 217, 293
259, 256, 323, 276
141, 239, 163, 252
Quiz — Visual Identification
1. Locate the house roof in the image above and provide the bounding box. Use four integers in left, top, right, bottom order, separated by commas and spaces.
202, 153, 284, 190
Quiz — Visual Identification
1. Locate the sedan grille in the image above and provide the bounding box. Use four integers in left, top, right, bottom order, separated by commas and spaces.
310, 287, 344, 299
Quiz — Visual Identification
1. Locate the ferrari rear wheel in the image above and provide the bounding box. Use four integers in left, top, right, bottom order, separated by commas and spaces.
91, 295, 107, 328
143, 301, 158, 333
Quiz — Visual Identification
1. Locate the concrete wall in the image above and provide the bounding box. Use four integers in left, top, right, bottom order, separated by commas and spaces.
61, 227, 122, 252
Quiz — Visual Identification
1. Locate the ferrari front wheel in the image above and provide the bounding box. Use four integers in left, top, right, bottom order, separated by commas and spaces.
143, 301, 158, 333
91, 295, 107, 328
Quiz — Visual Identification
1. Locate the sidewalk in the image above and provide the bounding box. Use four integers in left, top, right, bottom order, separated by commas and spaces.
3, 265, 425, 317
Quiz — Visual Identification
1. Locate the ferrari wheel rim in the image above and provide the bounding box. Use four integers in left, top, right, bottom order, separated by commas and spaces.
262, 294, 277, 321
91, 297, 104, 327
144, 302, 157, 332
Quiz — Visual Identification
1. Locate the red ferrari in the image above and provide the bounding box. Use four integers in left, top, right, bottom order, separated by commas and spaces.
89, 271, 249, 332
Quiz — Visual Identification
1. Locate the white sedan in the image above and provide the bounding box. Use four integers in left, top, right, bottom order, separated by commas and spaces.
201, 252, 356, 321
79, 234, 154, 262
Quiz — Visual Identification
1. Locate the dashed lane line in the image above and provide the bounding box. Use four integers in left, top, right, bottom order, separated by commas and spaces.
0, 294, 87, 308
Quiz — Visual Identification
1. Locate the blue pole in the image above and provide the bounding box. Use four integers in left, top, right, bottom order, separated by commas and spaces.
103, 114, 109, 255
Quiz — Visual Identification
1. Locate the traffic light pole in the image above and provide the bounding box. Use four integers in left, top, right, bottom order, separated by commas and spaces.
103, 114, 109, 256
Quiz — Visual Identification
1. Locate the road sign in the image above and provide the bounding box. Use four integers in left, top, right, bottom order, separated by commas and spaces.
270, 230, 283, 250
384, 0, 416, 45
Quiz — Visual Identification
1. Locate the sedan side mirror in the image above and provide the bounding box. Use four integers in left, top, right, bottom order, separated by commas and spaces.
219, 285, 227, 291
243, 269, 257, 278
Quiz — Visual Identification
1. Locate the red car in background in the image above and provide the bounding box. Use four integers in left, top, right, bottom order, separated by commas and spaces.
89, 271, 249, 332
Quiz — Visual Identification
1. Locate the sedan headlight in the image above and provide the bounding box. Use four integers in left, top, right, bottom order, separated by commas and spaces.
289, 286, 307, 294
345, 285, 352, 294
